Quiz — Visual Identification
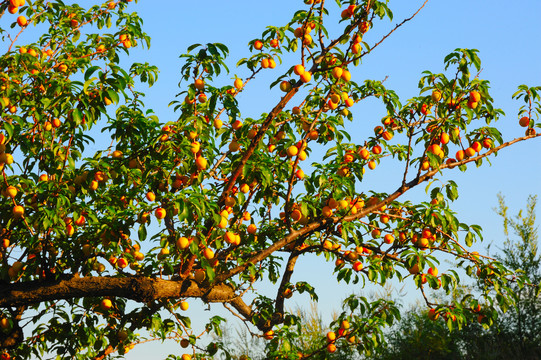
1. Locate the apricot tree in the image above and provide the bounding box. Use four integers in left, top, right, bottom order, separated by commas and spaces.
0, 0, 540, 359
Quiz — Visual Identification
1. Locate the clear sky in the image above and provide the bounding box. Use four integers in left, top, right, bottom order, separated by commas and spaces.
9, 0, 541, 358
111, 1, 541, 357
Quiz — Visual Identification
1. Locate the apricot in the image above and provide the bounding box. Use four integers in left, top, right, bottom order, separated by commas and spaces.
194, 79, 205, 90
469, 91, 481, 103
280, 81, 292, 92
17, 15, 27, 27
300, 71, 312, 83
332, 67, 343, 79
519, 116, 530, 127
431, 90, 442, 102
464, 147, 475, 157
254, 40, 263, 50
341, 70, 351, 82
100, 299, 112, 311
155, 208, 166, 219
293, 64, 305, 76
195, 156, 207, 170
13, 205, 24, 218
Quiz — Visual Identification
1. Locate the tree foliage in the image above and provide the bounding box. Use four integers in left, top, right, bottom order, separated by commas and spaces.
0, 0, 540, 359
369, 195, 541, 360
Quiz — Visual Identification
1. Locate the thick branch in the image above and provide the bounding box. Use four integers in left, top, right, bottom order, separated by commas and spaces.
0, 275, 252, 320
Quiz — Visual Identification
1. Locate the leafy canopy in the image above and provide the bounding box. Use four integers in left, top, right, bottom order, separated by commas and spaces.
0, 0, 540, 359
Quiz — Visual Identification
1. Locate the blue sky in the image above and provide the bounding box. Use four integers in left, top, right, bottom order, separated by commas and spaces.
112, 1, 541, 358
4, 0, 540, 358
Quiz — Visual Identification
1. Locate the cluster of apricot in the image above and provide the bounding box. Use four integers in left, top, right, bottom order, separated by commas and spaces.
415, 89, 498, 170
519, 115, 536, 135
325, 320, 356, 353
293, 21, 315, 47
119, 33, 132, 48
6, 0, 25, 15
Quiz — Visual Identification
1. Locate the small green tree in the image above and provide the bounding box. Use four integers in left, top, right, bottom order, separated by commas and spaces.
493, 194, 541, 358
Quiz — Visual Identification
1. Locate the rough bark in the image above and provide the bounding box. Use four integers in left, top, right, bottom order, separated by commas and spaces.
0, 275, 253, 319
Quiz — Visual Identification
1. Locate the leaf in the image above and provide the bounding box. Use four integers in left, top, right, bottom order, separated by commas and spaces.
138, 224, 147, 241
84, 66, 100, 81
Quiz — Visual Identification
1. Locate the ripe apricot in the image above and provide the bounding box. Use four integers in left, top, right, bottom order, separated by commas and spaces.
286, 145, 299, 157
100, 299, 112, 311
194, 79, 205, 90
155, 208, 166, 219
195, 156, 207, 170
322, 206, 333, 218
431, 90, 442, 102
408, 263, 420, 274
467, 100, 478, 109
428, 308, 439, 321
247, 224, 257, 234
341, 70, 351, 82
203, 248, 214, 260
440, 132, 449, 144
13, 205, 24, 218
469, 91, 481, 103
293, 64, 305, 76
471, 141, 482, 153
519, 116, 530, 127
17, 15, 27, 27
254, 40, 263, 50
332, 67, 343, 80
6, 186, 17, 198
300, 71, 312, 83
327, 343, 337, 353
326, 331, 336, 343
234, 78, 243, 90
428, 267, 438, 276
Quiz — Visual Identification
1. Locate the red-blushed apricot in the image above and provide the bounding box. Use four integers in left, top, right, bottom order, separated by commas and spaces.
469, 91, 481, 103
234, 78, 243, 90
294, 64, 305, 75
464, 147, 475, 157
17, 15, 27, 27
300, 71, 312, 83
431, 90, 442, 102
519, 116, 530, 127
155, 208, 166, 219
341, 70, 351, 82
428, 308, 439, 321
254, 40, 263, 50
383, 234, 394, 244
428, 267, 438, 276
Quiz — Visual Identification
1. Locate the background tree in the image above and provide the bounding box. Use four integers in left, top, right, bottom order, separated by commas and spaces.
0, 1, 540, 359
368, 195, 541, 360
492, 194, 541, 359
